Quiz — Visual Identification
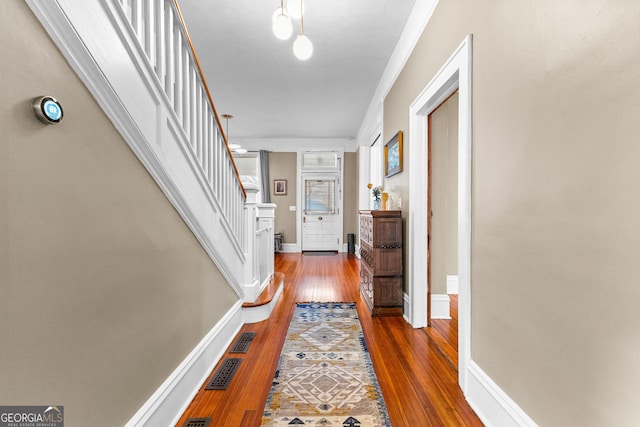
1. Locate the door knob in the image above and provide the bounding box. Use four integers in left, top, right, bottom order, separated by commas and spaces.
318, 216, 323, 221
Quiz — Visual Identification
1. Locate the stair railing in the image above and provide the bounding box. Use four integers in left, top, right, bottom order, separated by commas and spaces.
116, 0, 246, 248
26, 0, 282, 297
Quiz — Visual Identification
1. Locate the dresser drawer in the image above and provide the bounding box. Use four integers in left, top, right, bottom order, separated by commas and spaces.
361, 241, 402, 276
359, 210, 403, 316
359, 262, 374, 311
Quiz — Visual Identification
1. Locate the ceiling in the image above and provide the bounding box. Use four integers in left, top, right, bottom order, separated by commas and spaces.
177, 0, 417, 145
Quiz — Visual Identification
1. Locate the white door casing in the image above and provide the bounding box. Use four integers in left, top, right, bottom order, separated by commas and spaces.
408, 35, 472, 393
302, 175, 340, 251
297, 150, 344, 252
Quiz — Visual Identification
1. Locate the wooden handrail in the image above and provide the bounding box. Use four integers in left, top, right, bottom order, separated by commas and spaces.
172, 0, 246, 198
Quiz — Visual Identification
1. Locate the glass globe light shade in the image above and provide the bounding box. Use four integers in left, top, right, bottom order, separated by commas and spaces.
293, 34, 313, 60
228, 143, 241, 150
287, 0, 305, 19
234, 148, 248, 154
272, 9, 293, 40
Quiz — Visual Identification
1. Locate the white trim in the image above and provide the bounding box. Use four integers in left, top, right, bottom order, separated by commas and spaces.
298, 150, 345, 253
430, 294, 451, 319
26, 0, 246, 297
407, 35, 473, 394
467, 361, 539, 427
358, 148, 371, 211
447, 275, 459, 294
280, 243, 300, 253
356, 0, 440, 147
236, 138, 357, 153
355, 244, 361, 259
357, 102, 382, 150
403, 292, 411, 324
125, 301, 244, 427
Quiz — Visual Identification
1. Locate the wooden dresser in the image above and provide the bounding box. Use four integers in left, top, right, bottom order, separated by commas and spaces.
358, 210, 403, 316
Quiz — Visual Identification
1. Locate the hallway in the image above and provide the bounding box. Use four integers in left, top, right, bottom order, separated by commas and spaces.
177, 253, 482, 426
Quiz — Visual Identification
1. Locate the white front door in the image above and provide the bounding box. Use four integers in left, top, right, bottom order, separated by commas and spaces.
302, 176, 340, 251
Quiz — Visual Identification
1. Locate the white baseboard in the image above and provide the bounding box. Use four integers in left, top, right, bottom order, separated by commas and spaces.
430, 294, 451, 319
403, 292, 411, 324
466, 360, 538, 427
355, 244, 361, 259
280, 243, 299, 253
447, 275, 459, 294
125, 301, 244, 427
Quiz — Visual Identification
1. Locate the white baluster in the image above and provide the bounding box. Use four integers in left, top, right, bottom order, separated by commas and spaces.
203, 107, 209, 180
154, 0, 165, 82
216, 129, 222, 198
132, 0, 143, 45
164, 1, 174, 101
143, 0, 154, 64
123, 0, 133, 24
189, 70, 197, 148
182, 48, 190, 134
194, 87, 201, 156
198, 87, 203, 163
173, 29, 182, 119
208, 115, 214, 186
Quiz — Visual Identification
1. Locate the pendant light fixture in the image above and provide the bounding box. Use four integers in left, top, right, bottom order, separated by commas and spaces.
292, 0, 312, 60
222, 113, 245, 153
272, 0, 292, 40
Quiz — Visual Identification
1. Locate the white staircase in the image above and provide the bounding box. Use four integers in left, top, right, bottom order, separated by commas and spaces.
27, 0, 279, 305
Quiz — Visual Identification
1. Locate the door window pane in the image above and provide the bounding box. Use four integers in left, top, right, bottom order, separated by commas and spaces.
302, 152, 338, 169
305, 180, 335, 214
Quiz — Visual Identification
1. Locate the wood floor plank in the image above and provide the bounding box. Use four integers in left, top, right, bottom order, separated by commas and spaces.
175, 253, 483, 426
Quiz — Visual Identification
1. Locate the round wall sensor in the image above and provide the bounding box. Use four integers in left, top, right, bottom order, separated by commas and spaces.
32, 96, 63, 124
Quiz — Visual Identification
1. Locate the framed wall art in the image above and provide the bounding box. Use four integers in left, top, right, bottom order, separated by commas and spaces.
274, 179, 287, 195
384, 131, 403, 178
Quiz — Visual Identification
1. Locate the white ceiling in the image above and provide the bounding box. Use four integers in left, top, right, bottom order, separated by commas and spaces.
177, 0, 417, 144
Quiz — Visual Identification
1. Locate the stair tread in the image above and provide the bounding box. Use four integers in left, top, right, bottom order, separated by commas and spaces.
242, 272, 284, 308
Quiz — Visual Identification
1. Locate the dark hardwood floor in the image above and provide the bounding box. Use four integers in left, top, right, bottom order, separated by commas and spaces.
424, 295, 459, 372
176, 253, 482, 426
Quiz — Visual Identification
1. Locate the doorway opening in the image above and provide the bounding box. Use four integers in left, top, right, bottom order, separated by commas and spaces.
298, 151, 344, 253
425, 91, 460, 368
407, 35, 472, 392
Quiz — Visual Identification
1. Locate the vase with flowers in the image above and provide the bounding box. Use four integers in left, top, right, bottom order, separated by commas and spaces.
367, 183, 383, 210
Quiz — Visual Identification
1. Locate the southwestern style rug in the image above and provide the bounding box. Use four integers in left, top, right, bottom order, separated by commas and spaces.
261, 302, 391, 426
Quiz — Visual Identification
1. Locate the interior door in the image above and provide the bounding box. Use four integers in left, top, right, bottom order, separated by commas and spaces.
302, 176, 339, 251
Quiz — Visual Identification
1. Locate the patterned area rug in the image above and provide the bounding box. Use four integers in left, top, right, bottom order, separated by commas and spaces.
261, 302, 391, 426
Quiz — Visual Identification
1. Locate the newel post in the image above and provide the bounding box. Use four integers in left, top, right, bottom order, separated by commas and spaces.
257, 203, 277, 290
242, 183, 260, 302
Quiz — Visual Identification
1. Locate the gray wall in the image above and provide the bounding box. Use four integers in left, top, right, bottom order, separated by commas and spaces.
269, 152, 297, 243
1, 2, 238, 425
269, 151, 359, 247
384, 0, 640, 425
343, 152, 359, 243
429, 93, 458, 295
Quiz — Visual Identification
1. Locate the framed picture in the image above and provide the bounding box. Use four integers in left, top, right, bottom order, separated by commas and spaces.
274, 179, 287, 195
385, 131, 403, 177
